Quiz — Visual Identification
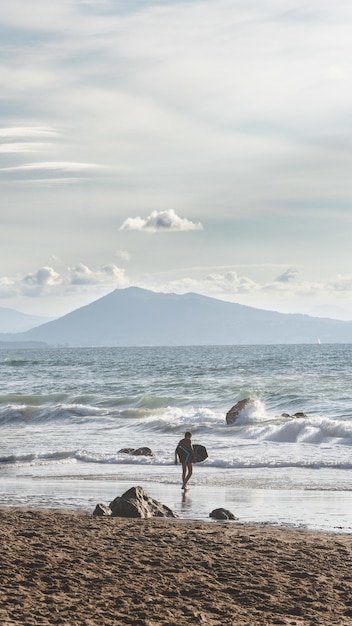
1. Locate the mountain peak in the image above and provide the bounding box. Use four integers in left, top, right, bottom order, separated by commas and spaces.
7, 287, 352, 347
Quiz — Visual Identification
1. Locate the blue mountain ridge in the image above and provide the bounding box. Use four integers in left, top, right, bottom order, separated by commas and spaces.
2, 286, 352, 346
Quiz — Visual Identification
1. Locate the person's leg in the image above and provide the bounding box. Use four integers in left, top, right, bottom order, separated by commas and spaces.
182, 464, 187, 488
183, 463, 193, 489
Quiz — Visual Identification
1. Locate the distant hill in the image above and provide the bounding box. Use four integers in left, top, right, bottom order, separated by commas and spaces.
0, 307, 53, 333
4, 287, 352, 347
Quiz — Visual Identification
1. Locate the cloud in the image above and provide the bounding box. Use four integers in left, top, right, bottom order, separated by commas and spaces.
140, 268, 352, 318
165, 271, 258, 298
114, 249, 131, 262
0, 263, 127, 301
274, 268, 299, 283
0, 124, 104, 184
1, 261, 352, 320
0, 143, 54, 154
0, 127, 60, 139
0, 162, 102, 173
22, 267, 63, 296
120, 209, 203, 232
0, 277, 17, 299
70, 263, 126, 286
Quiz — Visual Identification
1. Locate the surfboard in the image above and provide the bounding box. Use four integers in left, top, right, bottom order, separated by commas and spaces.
177, 444, 208, 464
193, 444, 208, 463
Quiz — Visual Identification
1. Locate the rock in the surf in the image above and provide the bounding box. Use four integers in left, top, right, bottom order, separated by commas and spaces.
109, 486, 177, 519
226, 398, 253, 425
118, 447, 154, 456
209, 508, 238, 521
93, 503, 112, 516
132, 447, 153, 456
281, 412, 307, 418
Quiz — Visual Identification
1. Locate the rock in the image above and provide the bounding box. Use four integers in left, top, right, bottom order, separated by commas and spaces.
93, 503, 112, 517
209, 508, 238, 521
226, 398, 253, 425
132, 447, 153, 456
118, 447, 154, 456
281, 412, 307, 418
109, 486, 177, 519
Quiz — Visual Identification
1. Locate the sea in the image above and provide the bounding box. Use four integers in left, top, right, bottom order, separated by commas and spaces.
1, 344, 351, 533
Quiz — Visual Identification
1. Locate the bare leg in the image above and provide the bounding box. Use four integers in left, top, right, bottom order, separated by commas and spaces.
182, 463, 193, 489
182, 464, 187, 488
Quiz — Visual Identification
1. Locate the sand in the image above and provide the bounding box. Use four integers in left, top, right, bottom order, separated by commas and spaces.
0, 508, 351, 626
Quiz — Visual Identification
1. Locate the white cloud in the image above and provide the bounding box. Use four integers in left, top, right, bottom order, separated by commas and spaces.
22, 267, 62, 296
139, 268, 352, 318
0, 277, 17, 299
274, 268, 299, 283
0, 143, 54, 154
1, 261, 352, 320
70, 263, 126, 286
0, 263, 127, 303
0, 127, 60, 139
120, 209, 203, 232
0, 162, 102, 173
114, 249, 131, 262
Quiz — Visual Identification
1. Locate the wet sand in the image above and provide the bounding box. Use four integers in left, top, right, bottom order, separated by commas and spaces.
0, 507, 351, 625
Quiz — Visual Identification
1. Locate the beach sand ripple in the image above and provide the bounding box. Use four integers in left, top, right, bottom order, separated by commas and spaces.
0, 508, 351, 625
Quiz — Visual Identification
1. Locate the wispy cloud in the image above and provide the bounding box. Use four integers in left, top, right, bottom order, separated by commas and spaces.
0, 127, 60, 139
120, 209, 203, 232
0, 124, 103, 183
0, 162, 102, 173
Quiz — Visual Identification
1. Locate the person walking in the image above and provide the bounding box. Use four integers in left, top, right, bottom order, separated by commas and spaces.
175, 431, 195, 490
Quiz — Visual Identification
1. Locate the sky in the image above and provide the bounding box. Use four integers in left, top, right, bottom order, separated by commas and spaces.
1, 0, 352, 320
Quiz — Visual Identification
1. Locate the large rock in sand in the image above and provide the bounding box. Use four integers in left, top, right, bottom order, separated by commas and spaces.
109, 486, 177, 519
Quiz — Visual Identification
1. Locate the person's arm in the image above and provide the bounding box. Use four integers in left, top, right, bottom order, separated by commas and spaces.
175, 444, 179, 464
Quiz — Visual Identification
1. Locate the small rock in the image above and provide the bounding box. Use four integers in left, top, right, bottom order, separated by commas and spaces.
93, 503, 112, 517
209, 508, 238, 521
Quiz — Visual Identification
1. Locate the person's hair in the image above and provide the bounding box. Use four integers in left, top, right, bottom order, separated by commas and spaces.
185, 431, 192, 438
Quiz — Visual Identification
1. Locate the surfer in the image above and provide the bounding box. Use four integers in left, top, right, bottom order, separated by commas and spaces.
175, 431, 195, 490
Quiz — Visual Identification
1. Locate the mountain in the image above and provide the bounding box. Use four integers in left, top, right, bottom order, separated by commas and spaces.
4, 287, 352, 346
0, 307, 54, 333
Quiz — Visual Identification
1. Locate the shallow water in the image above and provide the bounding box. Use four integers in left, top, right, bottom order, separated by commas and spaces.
1, 345, 351, 532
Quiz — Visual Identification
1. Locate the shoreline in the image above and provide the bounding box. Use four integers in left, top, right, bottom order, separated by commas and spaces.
1, 471, 352, 534
1, 507, 351, 625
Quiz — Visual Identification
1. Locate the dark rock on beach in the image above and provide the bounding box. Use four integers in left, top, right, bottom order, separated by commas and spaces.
281, 412, 307, 418
226, 398, 253, 425
210, 508, 238, 521
108, 486, 177, 519
93, 503, 112, 517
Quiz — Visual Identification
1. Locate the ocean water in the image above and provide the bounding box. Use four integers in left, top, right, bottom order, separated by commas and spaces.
1, 344, 351, 532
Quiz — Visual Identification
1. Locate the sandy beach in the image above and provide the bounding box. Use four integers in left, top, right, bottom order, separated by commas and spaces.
0, 508, 351, 625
